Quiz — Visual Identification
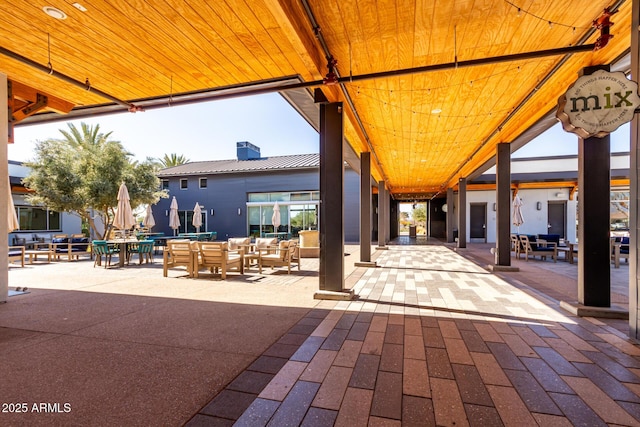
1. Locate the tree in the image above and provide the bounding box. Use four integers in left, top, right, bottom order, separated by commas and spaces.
157, 153, 190, 168
412, 205, 427, 225
23, 122, 167, 239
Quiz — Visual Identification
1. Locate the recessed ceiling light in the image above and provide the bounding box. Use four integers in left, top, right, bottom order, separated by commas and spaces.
431, 108, 442, 114
72, 2, 87, 12
43, 6, 67, 20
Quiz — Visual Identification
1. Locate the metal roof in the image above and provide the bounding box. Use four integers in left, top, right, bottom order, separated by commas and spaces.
157, 153, 319, 177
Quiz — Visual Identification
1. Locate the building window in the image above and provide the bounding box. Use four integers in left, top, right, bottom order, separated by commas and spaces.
16, 206, 60, 231
199, 178, 207, 189
180, 179, 188, 190
161, 179, 169, 190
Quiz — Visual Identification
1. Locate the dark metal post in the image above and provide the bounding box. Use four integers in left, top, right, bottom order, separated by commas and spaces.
317, 102, 350, 298
446, 188, 455, 243
377, 181, 387, 249
359, 152, 373, 264
496, 143, 512, 266
457, 178, 467, 248
577, 134, 611, 306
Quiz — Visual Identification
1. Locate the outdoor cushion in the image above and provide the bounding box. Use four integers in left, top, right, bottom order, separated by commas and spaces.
255, 238, 277, 249
52, 237, 68, 244
70, 237, 89, 251
228, 237, 250, 250
537, 234, 560, 244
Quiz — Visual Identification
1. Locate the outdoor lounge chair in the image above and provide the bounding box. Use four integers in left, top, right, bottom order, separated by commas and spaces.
510, 234, 521, 259
243, 237, 277, 269
258, 240, 300, 274
163, 240, 196, 277
193, 242, 243, 279
518, 235, 557, 262
8, 245, 25, 267
611, 236, 630, 268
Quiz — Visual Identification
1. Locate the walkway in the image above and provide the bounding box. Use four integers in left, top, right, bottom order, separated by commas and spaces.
0, 242, 638, 426
190, 243, 640, 426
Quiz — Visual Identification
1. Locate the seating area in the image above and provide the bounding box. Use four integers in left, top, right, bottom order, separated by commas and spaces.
258, 240, 300, 274
516, 234, 558, 262
161, 237, 303, 278
193, 241, 244, 279
50, 234, 93, 261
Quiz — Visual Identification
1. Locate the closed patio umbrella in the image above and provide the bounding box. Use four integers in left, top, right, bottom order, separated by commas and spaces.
114, 182, 136, 231
192, 202, 202, 232
271, 201, 281, 232
143, 204, 156, 229
512, 194, 524, 232
169, 196, 180, 235
8, 179, 19, 232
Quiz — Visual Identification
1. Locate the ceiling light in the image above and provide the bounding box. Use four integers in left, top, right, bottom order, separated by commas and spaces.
72, 2, 87, 12
431, 108, 442, 114
43, 6, 67, 19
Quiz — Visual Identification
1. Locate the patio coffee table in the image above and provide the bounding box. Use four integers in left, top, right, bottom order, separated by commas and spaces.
24, 249, 53, 264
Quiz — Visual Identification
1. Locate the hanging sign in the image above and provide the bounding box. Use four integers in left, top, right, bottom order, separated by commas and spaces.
556, 69, 640, 138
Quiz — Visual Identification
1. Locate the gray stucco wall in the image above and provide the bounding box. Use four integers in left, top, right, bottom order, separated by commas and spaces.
153, 167, 361, 242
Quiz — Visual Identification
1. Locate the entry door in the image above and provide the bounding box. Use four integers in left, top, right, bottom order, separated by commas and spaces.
470, 203, 487, 241
547, 202, 566, 238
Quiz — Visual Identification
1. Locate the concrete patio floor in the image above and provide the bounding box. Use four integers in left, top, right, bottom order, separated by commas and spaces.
0, 240, 638, 426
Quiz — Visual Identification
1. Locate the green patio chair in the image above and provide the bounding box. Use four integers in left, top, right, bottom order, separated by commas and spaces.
92, 240, 118, 268
127, 240, 154, 264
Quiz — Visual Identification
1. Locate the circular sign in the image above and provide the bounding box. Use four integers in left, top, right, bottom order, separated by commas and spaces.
556, 69, 640, 138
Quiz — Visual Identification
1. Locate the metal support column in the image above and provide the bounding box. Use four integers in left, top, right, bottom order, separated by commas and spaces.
577, 133, 611, 307
495, 143, 512, 267
446, 188, 455, 243
457, 178, 467, 248
357, 152, 375, 266
316, 101, 352, 300
377, 181, 387, 249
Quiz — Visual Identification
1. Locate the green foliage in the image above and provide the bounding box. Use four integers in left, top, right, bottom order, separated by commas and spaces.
157, 153, 190, 168
23, 122, 167, 238
412, 205, 427, 224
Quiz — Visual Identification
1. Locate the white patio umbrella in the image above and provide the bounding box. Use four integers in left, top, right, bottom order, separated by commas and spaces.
142, 204, 156, 229
169, 196, 180, 235
271, 201, 281, 232
8, 179, 19, 232
512, 194, 524, 232
192, 202, 203, 232
113, 182, 136, 231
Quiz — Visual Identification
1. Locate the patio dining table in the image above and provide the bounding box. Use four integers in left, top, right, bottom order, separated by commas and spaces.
106, 238, 139, 267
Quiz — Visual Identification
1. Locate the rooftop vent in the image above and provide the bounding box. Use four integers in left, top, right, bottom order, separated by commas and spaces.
236, 141, 261, 160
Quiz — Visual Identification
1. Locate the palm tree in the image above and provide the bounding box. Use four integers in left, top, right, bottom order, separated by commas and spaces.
157, 153, 190, 168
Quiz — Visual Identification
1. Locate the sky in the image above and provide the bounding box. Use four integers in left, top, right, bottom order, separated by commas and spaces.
10, 92, 320, 163
10, 92, 631, 163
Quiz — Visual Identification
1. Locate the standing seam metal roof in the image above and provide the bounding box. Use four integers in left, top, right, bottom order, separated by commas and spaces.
157, 153, 319, 177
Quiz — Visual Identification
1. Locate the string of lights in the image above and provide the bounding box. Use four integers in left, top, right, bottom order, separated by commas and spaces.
503, 0, 590, 31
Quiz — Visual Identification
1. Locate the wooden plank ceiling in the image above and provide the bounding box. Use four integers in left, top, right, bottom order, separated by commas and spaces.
2, 0, 632, 199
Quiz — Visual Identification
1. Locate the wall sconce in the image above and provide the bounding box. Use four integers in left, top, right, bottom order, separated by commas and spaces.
536, 202, 542, 210
555, 192, 563, 198
165, 210, 168, 216
237, 208, 242, 216
210, 209, 214, 216
493, 203, 497, 211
